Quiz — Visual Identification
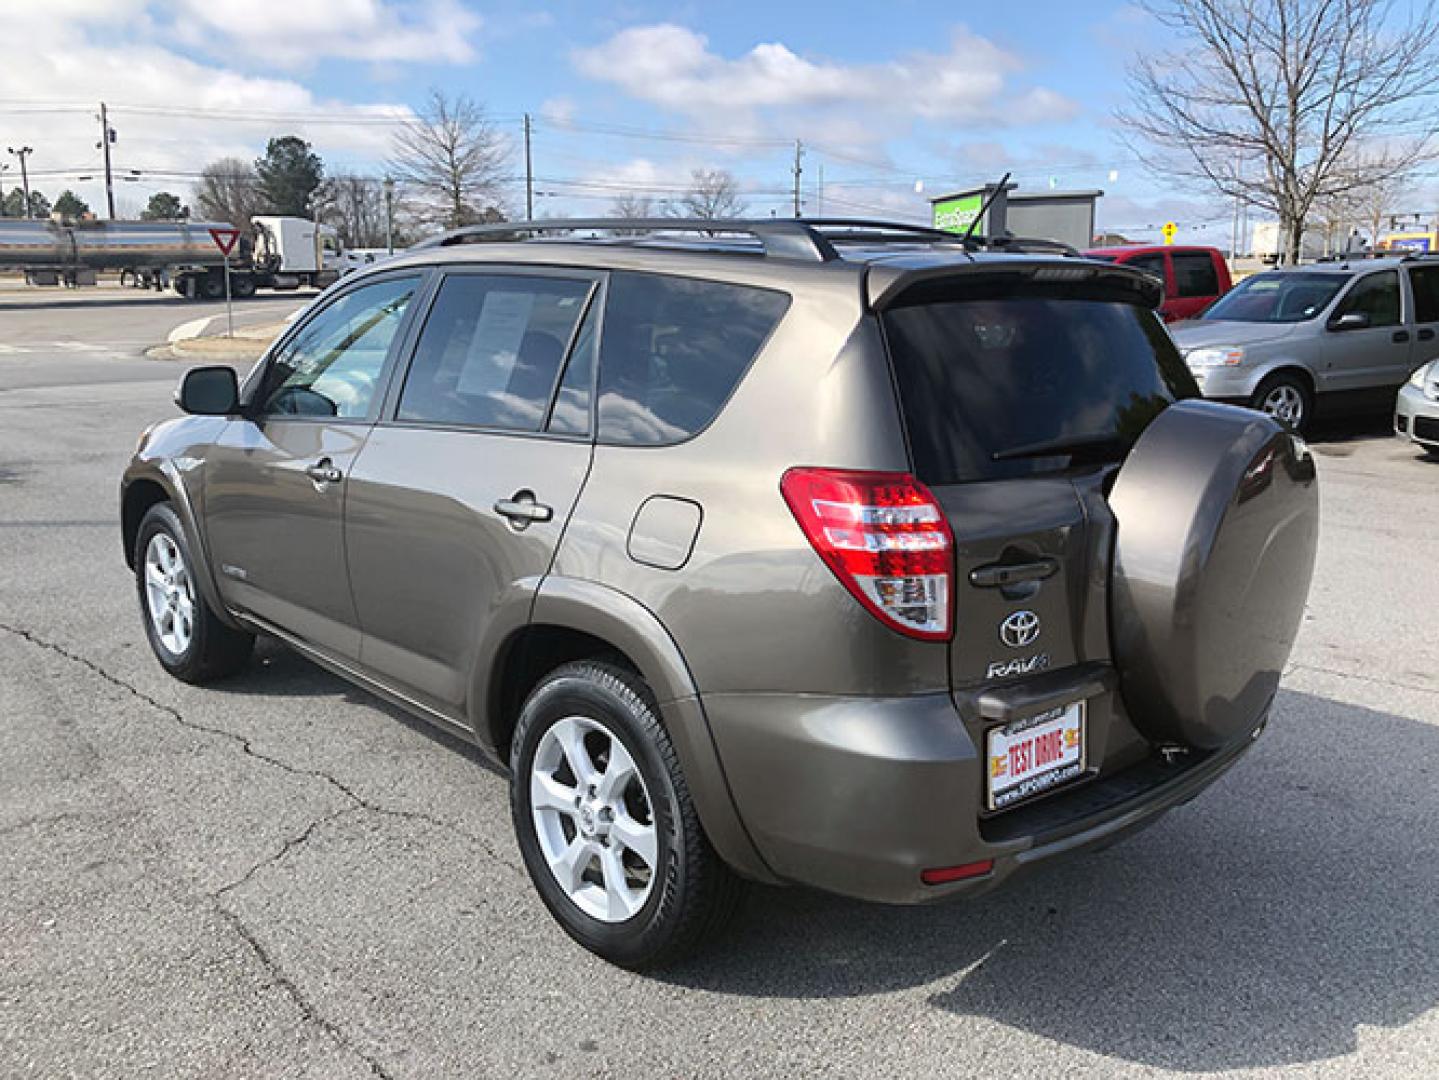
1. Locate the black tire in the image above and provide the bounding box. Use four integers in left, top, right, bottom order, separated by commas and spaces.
1249, 372, 1313, 433
134, 502, 253, 683
230, 274, 257, 299
509, 661, 742, 969
198, 272, 226, 301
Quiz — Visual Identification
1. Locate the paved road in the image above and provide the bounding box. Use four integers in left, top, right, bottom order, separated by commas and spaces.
2, 304, 1438, 1078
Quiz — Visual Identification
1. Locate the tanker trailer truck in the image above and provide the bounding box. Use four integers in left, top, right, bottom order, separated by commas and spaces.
0, 215, 343, 299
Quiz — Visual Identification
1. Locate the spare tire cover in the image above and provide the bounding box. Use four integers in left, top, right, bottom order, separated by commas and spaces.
1109, 400, 1318, 749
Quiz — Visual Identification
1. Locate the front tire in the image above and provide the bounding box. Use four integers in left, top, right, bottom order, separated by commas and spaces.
510, 661, 742, 969
1250, 372, 1312, 432
134, 503, 253, 683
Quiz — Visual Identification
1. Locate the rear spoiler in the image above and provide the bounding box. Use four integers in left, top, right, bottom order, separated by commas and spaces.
866, 257, 1164, 312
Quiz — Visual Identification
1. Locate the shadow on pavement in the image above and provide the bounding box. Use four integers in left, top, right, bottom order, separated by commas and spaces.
661, 688, 1439, 1072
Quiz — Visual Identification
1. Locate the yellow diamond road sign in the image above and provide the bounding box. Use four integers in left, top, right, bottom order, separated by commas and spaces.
1162, 221, 1178, 245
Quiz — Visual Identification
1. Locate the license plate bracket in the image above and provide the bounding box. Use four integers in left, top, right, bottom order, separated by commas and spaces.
986, 701, 1086, 811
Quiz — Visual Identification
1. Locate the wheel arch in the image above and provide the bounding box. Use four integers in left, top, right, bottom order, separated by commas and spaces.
478, 575, 778, 884
1251, 362, 1317, 398
120, 462, 240, 629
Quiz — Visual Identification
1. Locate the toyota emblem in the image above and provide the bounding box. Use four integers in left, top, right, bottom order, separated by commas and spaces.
999, 610, 1041, 649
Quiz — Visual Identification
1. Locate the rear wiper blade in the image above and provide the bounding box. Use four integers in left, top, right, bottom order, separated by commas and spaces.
991, 433, 1133, 462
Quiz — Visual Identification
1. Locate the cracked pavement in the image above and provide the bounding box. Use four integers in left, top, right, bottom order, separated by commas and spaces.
3, 299, 1439, 1079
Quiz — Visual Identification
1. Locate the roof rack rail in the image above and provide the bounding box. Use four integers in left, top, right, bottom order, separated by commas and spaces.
410, 217, 1081, 262
411, 218, 841, 262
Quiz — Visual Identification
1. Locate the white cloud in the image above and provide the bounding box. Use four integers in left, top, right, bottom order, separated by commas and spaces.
170, 0, 482, 68
572, 24, 1078, 128
0, 7, 427, 216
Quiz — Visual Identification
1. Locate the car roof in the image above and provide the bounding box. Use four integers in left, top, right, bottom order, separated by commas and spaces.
1086, 244, 1221, 257
351, 218, 1164, 311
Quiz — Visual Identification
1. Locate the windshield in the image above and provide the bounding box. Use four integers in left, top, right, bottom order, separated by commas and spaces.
1202, 272, 1348, 323
882, 294, 1198, 484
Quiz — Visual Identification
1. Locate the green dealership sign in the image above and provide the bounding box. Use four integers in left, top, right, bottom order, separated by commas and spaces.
933, 193, 983, 234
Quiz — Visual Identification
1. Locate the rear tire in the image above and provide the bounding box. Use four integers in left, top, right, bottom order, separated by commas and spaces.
231, 274, 257, 299
1250, 372, 1312, 433
198, 272, 226, 301
510, 661, 742, 969
134, 502, 253, 683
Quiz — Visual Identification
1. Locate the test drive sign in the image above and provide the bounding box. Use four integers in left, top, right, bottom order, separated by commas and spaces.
208, 227, 240, 257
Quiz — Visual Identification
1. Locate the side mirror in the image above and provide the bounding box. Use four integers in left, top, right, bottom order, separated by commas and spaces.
175, 365, 239, 415
1330, 311, 1370, 332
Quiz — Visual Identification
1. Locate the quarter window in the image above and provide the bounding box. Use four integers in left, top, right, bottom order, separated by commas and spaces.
1336, 270, 1401, 328
258, 275, 419, 418
596, 273, 790, 445
397, 274, 593, 432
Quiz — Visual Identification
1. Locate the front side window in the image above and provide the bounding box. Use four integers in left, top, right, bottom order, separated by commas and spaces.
1335, 270, 1401, 328
397, 274, 593, 432
1125, 252, 1167, 284
257, 275, 419, 418
596, 273, 790, 445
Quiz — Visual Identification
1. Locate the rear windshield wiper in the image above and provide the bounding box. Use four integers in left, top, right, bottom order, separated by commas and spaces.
991, 433, 1133, 462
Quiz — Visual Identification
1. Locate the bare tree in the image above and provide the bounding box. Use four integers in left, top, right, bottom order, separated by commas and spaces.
1121, 0, 1439, 263
608, 192, 654, 234
668, 169, 747, 220
314, 175, 388, 248
388, 90, 510, 230
1357, 168, 1413, 245
192, 158, 264, 228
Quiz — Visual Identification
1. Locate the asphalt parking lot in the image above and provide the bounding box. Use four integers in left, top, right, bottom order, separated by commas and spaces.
2, 294, 1437, 1079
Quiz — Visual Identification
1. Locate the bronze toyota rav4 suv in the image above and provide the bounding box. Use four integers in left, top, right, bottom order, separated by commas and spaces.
121, 219, 1319, 968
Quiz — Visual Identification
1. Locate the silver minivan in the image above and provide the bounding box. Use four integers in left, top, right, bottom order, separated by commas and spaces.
1171, 255, 1439, 431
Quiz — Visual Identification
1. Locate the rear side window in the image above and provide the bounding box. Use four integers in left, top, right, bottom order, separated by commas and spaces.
1172, 252, 1220, 298
883, 295, 1198, 484
597, 272, 790, 445
1410, 265, 1439, 324
397, 274, 592, 432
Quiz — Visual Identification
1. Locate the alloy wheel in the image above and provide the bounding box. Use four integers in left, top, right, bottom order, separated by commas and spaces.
144, 532, 195, 656
1260, 384, 1305, 427
529, 715, 658, 922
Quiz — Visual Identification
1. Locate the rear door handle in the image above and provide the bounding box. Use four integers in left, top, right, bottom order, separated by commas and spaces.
1419, 328, 1435, 341
969, 558, 1059, 588
305, 459, 342, 484
1393, 330, 1411, 343
494, 492, 553, 528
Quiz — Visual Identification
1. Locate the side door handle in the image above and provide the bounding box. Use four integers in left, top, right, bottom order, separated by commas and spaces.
494, 491, 553, 529
1419, 328, 1435, 341
305, 459, 343, 485
1393, 330, 1411, 343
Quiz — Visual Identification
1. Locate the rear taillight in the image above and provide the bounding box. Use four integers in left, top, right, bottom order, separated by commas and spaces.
780, 467, 953, 641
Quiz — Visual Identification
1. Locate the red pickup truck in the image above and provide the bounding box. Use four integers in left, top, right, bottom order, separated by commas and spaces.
1085, 245, 1232, 322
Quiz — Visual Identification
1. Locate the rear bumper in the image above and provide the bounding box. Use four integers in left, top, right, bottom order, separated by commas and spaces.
704, 683, 1263, 904
1395, 383, 1439, 447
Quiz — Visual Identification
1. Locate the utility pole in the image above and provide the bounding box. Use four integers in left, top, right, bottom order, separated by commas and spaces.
383, 177, 395, 255
524, 114, 534, 221
792, 140, 803, 218
98, 102, 116, 219
6, 146, 33, 219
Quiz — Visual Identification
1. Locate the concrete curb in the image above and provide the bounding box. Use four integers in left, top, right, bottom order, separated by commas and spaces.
146, 320, 287, 363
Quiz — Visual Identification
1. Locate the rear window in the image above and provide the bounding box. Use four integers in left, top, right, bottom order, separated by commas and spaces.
883, 295, 1198, 484
597, 272, 790, 445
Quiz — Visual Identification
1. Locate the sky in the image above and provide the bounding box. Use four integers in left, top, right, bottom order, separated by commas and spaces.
0, 0, 1237, 244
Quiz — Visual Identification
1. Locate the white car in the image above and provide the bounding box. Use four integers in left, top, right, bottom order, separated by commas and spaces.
1395, 359, 1439, 457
